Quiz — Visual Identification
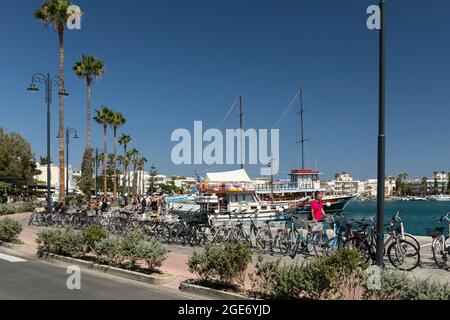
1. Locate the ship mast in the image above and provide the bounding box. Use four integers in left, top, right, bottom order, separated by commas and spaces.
239, 96, 244, 169
296, 89, 307, 169
268, 153, 273, 202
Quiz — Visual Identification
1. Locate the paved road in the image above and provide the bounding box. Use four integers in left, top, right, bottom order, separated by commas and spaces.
0, 249, 206, 300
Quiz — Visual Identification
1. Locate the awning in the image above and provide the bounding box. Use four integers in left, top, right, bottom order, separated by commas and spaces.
205, 169, 252, 183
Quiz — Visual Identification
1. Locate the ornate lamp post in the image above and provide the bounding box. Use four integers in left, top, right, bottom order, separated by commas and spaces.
27, 73, 69, 212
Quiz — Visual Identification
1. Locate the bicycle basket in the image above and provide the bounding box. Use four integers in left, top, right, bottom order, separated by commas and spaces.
426, 227, 444, 238
292, 217, 309, 229
310, 222, 324, 233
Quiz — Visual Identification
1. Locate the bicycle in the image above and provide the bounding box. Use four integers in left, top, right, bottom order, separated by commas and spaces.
345, 216, 421, 271
431, 212, 450, 269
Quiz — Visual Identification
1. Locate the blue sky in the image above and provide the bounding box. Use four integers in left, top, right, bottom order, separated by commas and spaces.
1, 0, 450, 180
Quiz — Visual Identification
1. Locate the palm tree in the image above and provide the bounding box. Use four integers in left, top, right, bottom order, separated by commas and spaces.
138, 157, 148, 195
108, 112, 126, 201
94, 106, 113, 197
421, 177, 428, 196
34, 0, 82, 201
119, 134, 132, 193
73, 55, 105, 147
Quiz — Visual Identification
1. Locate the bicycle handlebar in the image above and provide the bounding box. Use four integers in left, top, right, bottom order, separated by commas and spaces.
439, 212, 450, 223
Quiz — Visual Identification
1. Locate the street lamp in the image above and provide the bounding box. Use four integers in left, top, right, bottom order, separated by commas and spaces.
376, 0, 386, 267
57, 128, 79, 196
27, 73, 69, 212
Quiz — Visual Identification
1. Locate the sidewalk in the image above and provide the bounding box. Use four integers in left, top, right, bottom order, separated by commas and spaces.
0, 213, 195, 290
2, 212, 449, 289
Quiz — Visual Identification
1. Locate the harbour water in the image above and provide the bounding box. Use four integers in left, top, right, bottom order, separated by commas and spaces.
343, 200, 450, 236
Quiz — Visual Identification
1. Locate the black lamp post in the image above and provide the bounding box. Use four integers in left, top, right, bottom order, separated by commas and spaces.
27, 73, 69, 212
376, 0, 386, 267
57, 128, 78, 196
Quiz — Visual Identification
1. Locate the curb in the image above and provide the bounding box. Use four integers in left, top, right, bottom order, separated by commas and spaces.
40, 252, 176, 286
179, 280, 253, 300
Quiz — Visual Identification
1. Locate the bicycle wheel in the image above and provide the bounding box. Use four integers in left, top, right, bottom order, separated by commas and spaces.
278, 229, 294, 256
432, 236, 449, 269
255, 229, 270, 251
344, 236, 372, 265
404, 233, 421, 252
312, 232, 329, 258
28, 213, 37, 226
387, 240, 420, 271
322, 237, 344, 256
211, 226, 225, 244
235, 227, 251, 245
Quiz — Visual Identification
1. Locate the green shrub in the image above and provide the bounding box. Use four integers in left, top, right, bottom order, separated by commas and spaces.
94, 236, 121, 265
81, 224, 108, 252
250, 248, 366, 300
367, 270, 450, 300
119, 230, 144, 268
0, 218, 23, 242
0, 204, 15, 215
36, 227, 167, 273
135, 240, 167, 271
0, 203, 35, 215
249, 249, 450, 300
36, 228, 84, 258
16, 203, 36, 213
188, 242, 252, 287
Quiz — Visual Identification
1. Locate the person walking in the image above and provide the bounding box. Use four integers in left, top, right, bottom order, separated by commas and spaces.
311, 191, 327, 223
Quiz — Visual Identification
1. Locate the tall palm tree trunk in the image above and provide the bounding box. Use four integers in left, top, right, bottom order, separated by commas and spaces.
58, 27, 65, 201
113, 128, 118, 201
87, 78, 92, 147
103, 126, 107, 197
123, 146, 127, 193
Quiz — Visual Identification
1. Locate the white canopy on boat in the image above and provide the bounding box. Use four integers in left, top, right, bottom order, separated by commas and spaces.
205, 169, 252, 183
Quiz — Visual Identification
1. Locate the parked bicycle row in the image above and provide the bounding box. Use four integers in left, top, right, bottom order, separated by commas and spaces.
28, 205, 450, 271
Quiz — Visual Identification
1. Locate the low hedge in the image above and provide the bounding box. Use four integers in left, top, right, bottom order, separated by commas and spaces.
249, 248, 450, 300
367, 270, 450, 300
0, 203, 35, 216
36, 227, 167, 272
249, 248, 364, 300
188, 242, 252, 288
0, 218, 23, 243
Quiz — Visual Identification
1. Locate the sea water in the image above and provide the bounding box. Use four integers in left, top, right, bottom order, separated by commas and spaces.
343, 200, 450, 236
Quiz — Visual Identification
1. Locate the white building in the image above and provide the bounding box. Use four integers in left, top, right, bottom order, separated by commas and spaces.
426, 173, 448, 194
173, 177, 197, 189
364, 178, 396, 198
34, 163, 80, 194
330, 173, 363, 196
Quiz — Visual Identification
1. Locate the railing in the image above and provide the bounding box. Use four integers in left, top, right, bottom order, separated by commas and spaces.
256, 183, 315, 191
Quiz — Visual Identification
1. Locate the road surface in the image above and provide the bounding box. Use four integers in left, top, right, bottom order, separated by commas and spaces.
0, 249, 206, 300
